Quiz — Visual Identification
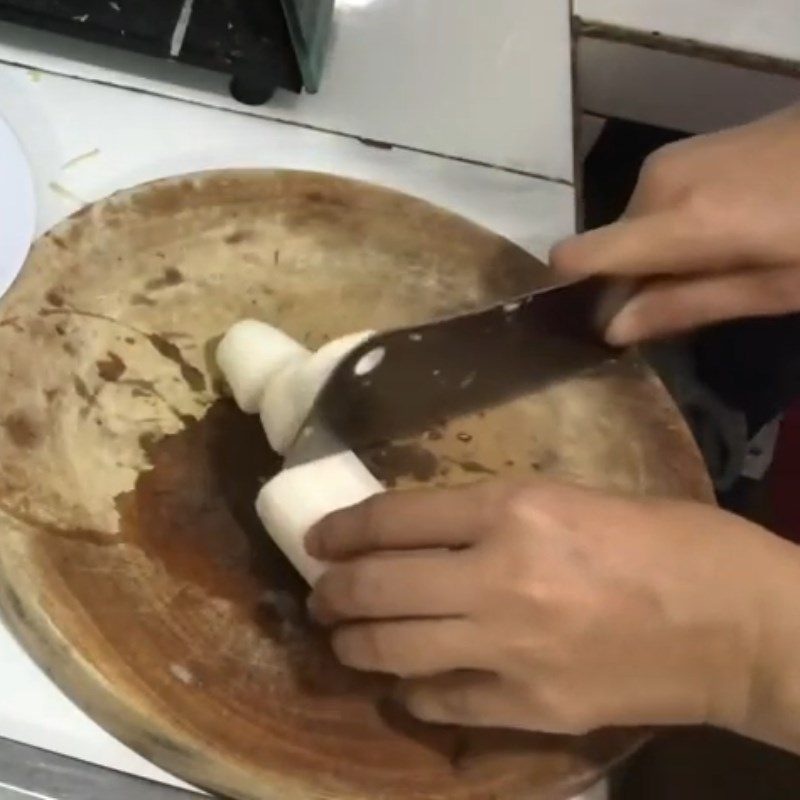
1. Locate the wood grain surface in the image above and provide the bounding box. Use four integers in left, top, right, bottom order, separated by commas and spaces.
0, 171, 713, 800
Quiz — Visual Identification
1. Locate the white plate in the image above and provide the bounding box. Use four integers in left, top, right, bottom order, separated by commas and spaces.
0, 112, 35, 300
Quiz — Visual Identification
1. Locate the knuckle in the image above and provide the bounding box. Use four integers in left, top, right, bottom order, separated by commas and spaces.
333, 625, 394, 672
634, 147, 698, 211
674, 186, 746, 251
357, 494, 385, 547
345, 563, 383, 613
497, 482, 561, 530
639, 146, 681, 190
315, 564, 376, 620
331, 572, 359, 617
483, 487, 551, 588
639, 148, 667, 178
679, 187, 720, 227
497, 484, 537, 527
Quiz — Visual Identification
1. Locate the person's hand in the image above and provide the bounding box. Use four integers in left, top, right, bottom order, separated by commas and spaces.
550, 107, 800, 345
306, 480, 800, 750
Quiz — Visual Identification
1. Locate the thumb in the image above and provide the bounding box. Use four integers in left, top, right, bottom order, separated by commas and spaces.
606, 266, 800, 345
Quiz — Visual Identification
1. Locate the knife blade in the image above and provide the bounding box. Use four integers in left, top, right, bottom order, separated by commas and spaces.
291, 276, 628, 456
0, 734, 197, 799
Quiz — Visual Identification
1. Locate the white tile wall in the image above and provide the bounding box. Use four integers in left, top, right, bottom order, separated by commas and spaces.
0, 113, 34, 298
579, 38, 800, 134
576, 0, 800, 65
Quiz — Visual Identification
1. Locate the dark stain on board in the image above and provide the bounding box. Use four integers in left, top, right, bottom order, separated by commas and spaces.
224, 230, 255, 245
97, 352, 127, 382
2, 411, 41, 449
145, 268, 184, 292
147, 334, 206, 393
362, 443, 438, 488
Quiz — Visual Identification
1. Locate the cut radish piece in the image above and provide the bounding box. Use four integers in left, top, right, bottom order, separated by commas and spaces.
256, 444, 383, 585
217, 321, 384, 586
216, 320, 307, 413
259, 330, 374, 455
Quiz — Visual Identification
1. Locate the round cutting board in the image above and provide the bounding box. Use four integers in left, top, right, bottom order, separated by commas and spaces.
0, 112, 35, 301
0, 171, 712, 800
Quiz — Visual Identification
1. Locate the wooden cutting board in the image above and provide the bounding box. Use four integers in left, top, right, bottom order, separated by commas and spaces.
0, 170, 712, 800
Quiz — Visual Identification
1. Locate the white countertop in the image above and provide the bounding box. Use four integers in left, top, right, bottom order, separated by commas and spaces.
0, 111, 34, 298
576, 0, 800, 67
0, 6, 602, 796
1, 62, 574, 253
0, 0, 574, 182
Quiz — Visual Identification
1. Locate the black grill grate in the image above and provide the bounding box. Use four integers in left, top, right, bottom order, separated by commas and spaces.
0, 0, 333, 103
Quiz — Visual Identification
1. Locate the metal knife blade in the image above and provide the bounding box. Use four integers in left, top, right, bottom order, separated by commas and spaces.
292, 276, 628, 455
0, 734, 197, 799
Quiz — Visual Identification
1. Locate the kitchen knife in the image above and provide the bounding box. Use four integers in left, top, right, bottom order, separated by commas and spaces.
0, 734, 197, 800
292, 276, 629, 453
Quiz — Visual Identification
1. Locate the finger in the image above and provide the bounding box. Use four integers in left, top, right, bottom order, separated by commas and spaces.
309, 551, 475, 625
607, 266, 800, 345
549, 210, 746, 280
400, 672, 521, 728
332, 619, 488, 677
306, 484, 501, 561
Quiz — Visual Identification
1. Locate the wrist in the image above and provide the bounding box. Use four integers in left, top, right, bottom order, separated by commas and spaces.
710, 523, 800, 753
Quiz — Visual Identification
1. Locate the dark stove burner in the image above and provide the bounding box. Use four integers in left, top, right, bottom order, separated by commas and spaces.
0, 0, 333, 104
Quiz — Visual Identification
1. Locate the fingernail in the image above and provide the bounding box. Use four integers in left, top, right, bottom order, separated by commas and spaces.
605, 307, 638, 347
605, 324, 631, 347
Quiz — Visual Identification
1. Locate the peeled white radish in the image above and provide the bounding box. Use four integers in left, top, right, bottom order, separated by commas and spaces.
258, 358, 313, 456
259, 330, 374, 455
216, 320, 385, 586
256, 446, 382, 585
216, 320, 307, 413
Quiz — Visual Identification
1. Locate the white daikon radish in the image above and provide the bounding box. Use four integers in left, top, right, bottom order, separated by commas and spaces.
257, 448, 383, 585
259, 330, 374, 455
216, 319, 385, 586
258, 360, 306, 455
216, 320, 307, 413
